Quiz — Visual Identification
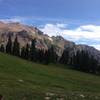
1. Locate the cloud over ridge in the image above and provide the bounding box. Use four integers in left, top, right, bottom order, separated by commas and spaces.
40, 23, 100, 50
0, 16, 100, 50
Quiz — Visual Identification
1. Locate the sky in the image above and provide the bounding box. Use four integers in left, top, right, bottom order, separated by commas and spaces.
0, 0, 100, 49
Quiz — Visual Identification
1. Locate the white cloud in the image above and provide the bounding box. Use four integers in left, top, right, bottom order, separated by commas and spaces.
0, 16, 27, 23
56, 23, 67, 28
40, 23, 100, 50
1, 18, 21, 23
1, 17, 100, 50
41, 24, 62, 36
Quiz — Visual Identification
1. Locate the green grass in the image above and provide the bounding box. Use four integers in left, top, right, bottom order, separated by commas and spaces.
0, 53, 100, 99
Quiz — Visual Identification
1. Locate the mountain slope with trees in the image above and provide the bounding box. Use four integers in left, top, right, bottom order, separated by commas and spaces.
0, 21, 100, 74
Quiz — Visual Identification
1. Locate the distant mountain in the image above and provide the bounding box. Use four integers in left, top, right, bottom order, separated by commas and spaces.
0, 21, 100, 64
0, 22, 75, 55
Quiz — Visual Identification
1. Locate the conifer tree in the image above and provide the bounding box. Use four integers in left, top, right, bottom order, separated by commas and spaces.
21, 47, 26, 59
44, 50, 49, 64
30, 39, 36, 61
59, 49, 70, 64
6, 35, 12, 54
25, 43, 30, 59
13, 36, 20, 56
48, 45, 57, 63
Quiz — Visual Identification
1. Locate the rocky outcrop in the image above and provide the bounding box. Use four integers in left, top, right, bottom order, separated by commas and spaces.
0, 21, 100, 63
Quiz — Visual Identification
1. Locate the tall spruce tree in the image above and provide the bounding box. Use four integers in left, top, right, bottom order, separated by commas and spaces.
13, 36, 20, 56
44, 50, 49, 64
36, 49, 44, 63
48, 45, 57, 63
88, 55, 98, 73
25, 43, 30, 60
30, 39, 36, 61
6, 35, 12, 54
21, 47, 26, 59
59, 49, 70, 64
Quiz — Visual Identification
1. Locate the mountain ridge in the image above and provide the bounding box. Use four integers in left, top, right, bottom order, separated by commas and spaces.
0, 21, 100, 63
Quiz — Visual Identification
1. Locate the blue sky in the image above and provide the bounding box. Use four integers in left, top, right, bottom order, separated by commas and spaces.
0, 0, 100, 25
0, 0, 100, 49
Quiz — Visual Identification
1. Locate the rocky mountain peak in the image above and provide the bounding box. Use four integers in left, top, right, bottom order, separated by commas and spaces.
0, 21, 100, 62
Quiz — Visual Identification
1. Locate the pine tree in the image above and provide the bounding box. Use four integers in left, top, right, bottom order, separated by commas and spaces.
25, 43, 30, 59
30, 39, 36, 61
13, 36, 20, 56
21, 47, 26, 59
36, 49, 44, 63
44, 50, 49, 64
59, 49, 70, 64
73, 50, 82, 70
48, 45, 57, 63
89, 56, 98, 73
6, 35, 12, 54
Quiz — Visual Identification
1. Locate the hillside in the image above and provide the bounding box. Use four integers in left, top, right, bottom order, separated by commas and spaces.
0, 53, 100, 99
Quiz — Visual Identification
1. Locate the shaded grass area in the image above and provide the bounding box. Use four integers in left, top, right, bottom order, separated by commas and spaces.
0, 53, 100, 99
